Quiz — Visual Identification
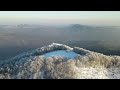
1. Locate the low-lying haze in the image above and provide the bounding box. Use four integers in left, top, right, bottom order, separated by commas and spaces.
0, 11, 120, 60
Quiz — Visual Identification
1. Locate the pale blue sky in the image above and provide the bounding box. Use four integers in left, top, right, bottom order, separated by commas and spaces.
0, 11, 120, 26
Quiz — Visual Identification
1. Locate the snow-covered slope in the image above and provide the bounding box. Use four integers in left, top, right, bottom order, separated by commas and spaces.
0, 43, 120, 79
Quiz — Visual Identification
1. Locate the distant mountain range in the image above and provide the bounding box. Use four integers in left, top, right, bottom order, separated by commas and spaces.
67, 24, 93, 31
65, 24, 120, 32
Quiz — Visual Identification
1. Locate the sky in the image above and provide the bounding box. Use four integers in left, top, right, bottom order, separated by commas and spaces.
0, 11, 120, 26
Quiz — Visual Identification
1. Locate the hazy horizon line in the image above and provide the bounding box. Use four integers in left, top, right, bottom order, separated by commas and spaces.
0, 23, 120, 27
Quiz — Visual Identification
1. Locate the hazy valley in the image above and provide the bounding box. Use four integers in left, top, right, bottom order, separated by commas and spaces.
0, 24, 120, 60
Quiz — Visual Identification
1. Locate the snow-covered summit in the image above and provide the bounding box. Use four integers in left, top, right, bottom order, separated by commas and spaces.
0, 43, 120, 79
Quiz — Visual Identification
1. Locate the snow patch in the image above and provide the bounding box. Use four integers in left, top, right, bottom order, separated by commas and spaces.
43, 50, 78, 59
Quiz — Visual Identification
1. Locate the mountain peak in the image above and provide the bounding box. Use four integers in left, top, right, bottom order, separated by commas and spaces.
70, 24, 86, 28
0, 43, 120, 79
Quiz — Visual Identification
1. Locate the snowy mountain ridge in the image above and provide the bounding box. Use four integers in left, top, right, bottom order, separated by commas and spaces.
0, 43, 120, 79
